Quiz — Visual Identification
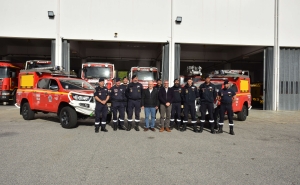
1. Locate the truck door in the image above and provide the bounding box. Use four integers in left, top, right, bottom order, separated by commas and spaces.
36, 79, 50, 111
47, 79, 60, 112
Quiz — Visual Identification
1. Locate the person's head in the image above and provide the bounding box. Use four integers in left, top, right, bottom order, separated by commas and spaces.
174, 78, 179, 87
123, 77, 128, 84
99, 78, 105, 87
205, 75, 211, 84
224, 80, 230, 89
164, 80, 169, 88
157, 79, 162, 86
115, 78, 121, 86
148, 81, 154, 90
187, 78, 193, 86
132, 75, 138, 83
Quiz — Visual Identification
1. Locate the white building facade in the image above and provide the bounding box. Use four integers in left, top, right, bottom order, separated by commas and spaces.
1, 0, 300, 110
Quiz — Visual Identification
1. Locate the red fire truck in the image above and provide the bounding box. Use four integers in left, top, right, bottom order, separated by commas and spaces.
129, 66, 159, 89
179, 65, 202, 86
15, 67, 97, 128
81, 62, 115, 88
209, 69, 252, 122
0, 61, 23, 104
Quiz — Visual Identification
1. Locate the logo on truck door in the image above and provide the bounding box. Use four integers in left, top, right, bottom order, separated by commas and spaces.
48, 95, 52, 102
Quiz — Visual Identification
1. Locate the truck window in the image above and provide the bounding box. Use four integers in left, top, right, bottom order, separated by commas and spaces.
0, 67, 8, 78
37, 79, 50, 89
49, 79, 59, 89
230, 84, 238, 92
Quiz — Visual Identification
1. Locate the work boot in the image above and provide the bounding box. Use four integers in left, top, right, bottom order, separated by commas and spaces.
217, 125, 223, 133
119, 125, 127, 130
95, 125, 100, 133
176, 122, 181, 130
180, 123, 186, 132
113, 123, 118, 131
193, 124, 199, 133
199, 122, 204, 133
170, 122, 174, 130
229, 126, 235, 135
101, 124, 108, 132
127, 122, 132, 131
210, 123, 216, 134
134, 123, 140, 131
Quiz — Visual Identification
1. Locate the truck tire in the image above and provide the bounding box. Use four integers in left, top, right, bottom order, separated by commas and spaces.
21, 102, 35, 120
59, 106, 78, 128
237, 105, 247, 121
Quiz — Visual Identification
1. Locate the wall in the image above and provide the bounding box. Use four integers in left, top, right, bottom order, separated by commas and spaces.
0, 0, 57, 39
60, 0, 171, 42
173, 0, 274, 46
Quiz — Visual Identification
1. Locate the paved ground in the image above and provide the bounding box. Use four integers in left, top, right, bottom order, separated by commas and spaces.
0, 104, 300, 185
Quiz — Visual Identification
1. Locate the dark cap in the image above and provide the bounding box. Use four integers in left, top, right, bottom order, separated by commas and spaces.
132, 75, 137, 79
174, 78, 179, 82
115, 78, 121, 82
224, 80, 229, 85
99, 78, 105, 82
204, 74, 210, 79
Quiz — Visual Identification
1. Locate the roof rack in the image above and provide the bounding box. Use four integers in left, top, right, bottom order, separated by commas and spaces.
210, 69, 249, 76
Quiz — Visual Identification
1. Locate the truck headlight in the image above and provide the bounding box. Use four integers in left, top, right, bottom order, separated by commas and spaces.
72, 94, 91, 101
2, 92, 10, 95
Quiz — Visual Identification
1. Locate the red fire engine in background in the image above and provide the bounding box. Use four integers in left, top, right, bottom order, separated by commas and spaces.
128, 66, 159, 89
81, 62, 115, 88
179, 65, 202, 86
209, 69, 252, 122
0, 61, 23, 104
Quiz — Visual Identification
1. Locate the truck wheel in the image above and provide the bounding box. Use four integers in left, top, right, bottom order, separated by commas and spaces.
237, 105, 247, 121
106, 113, 112, 124
21, 102, 35, 120
59, 106, 77, 128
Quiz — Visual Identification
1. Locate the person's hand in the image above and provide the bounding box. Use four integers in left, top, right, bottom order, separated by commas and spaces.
166, 102, 170, 106
141, 106, 144, 109
155, 106, 158, 109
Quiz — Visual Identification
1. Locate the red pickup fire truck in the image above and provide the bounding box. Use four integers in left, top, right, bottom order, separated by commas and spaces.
15, 68, 96, 128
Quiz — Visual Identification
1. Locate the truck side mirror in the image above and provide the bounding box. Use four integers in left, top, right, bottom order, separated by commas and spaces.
50, 85, 58, 91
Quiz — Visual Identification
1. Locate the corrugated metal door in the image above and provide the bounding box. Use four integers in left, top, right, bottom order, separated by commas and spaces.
264, 47, 274, 110
174, 43, 181, 80
162, 43, 169, 82
279, 48, 300, 110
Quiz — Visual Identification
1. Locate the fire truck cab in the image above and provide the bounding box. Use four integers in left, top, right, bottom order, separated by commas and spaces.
210, 69, 252, 121
129, 66, 159, 89
81, 62, 114, 88
15, 68, 96, 128
0, 61, 22, 104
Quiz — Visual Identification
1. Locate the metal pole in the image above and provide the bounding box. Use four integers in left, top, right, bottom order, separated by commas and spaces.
273, 0, 279, 111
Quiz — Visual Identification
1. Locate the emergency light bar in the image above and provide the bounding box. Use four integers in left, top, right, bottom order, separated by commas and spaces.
211, 69, 249, 76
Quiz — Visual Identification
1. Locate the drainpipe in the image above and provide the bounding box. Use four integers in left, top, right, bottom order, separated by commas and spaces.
273, 0, 279, 111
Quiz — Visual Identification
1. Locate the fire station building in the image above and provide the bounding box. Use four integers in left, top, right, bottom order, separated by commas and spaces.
0, 0, 300, 111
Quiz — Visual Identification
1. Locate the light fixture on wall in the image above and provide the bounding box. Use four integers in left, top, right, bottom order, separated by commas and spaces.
48, 11, 55, 19
175, 16, 182, 24
114, 33, 118, 38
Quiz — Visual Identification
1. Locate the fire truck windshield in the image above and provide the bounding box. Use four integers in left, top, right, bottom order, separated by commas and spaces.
133, 71, 158, 81
84, 67, 111, 79
60, 79, 94, 90
0, 67, 8, 78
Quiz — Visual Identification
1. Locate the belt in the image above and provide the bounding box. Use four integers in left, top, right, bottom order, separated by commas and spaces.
129, 98, 141, 101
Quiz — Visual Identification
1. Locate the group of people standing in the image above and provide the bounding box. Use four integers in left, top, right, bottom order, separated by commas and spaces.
94, 74, 236, 135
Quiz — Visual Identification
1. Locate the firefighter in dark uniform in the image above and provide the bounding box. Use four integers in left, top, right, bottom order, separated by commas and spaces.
181, 78, 199, 132
119, 77, 129, 129
170, 78, 182, 130
199, 75, 217, 134
110, 78, 127, 131
94, 78, 110, 133
125, 75, 143, 131
217, 80, 236, 135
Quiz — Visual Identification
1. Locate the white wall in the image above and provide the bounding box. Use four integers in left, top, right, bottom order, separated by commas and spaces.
173, 0, 274, 46
60, 0, 171, 43
279, 0, 300, 47
0, 0, 57, 39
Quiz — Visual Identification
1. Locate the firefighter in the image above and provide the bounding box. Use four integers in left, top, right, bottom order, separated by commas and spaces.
119, 77, 129, 129
181, 78, 199, 132
125, 75, 143, 131
110, 78, 127, 131
199, 75, 217, 134
170, 78, 182, 130
94, 78, 110, 133
217, 80, 236, 135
